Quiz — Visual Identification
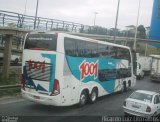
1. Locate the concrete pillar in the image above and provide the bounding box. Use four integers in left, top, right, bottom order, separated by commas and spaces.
2, 35, 13, 78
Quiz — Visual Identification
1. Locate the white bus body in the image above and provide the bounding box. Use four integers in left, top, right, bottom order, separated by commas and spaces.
21, 31, 136, 106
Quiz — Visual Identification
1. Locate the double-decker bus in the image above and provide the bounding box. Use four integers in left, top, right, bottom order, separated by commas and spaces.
21, 31, 136, 106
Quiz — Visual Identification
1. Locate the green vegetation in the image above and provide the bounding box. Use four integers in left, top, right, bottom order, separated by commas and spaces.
136, 43, 160, 56
0, 72, 20, 85
0, 72, 21, 97
0, 88, 21, 97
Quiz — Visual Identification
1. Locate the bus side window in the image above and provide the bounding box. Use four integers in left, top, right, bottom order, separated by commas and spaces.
77, 40, 86, 57
64, 38, 77, 57
85, 41, 98, 58
98, 44, 110, 58
110, 46, 117, 58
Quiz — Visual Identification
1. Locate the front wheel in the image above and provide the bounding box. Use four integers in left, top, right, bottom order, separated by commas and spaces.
124, 112, 129, 117
78, 91, 88, 107
121, 82, 127, 93
89, 88, 98, 104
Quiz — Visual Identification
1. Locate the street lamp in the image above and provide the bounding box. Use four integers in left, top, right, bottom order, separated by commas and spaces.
133, 0, 141, 51
93, 12, 98, 26
34, 0, 39, 29
113, 0, 120, 43
24, 0, 28, 15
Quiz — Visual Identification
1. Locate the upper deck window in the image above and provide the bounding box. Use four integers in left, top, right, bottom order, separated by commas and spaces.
64, 37, 131, 62
24, 34, 57, 51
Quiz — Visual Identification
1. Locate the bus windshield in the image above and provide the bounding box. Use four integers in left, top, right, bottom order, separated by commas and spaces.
24, 34, 57, 51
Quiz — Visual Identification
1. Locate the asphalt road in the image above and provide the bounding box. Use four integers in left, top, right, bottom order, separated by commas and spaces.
0, 76, 160, 122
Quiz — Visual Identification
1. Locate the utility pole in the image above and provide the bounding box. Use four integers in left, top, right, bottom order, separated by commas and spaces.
133, 0, 141, 51
113, 0, 120, 43
24, 0, 28, 15
34, 0, 39, 30
93, 12, 98, 26
2, 35, 13, 78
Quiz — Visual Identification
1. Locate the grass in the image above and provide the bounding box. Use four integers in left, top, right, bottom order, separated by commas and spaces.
0, 72, 20, 85
131, 43, 160, 56
0, 88, 21, 97
0, 72, 21, 97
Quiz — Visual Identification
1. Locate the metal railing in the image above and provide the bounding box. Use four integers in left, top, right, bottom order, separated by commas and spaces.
0, 10, 92, 33
0, 84, 20, 91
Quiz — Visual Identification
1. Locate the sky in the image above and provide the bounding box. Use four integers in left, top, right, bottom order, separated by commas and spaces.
0, 0, 154, 30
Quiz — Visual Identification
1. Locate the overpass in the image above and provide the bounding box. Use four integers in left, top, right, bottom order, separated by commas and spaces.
0, 10, 160, 78
1, 10, 160, 44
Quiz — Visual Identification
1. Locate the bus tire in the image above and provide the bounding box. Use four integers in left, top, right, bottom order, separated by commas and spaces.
78, 90, 88, 107
124, 112, 129, 116
128, 80, 131, 88
89, 87, 98, 104
122, 82, 127, 92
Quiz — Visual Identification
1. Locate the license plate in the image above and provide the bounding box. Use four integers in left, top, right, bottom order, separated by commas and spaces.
33, 95, 40, 99
132, 104, 140, 109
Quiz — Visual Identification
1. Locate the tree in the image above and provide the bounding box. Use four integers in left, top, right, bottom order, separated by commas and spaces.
137, 25, 146, 39
86, 26, 107, 35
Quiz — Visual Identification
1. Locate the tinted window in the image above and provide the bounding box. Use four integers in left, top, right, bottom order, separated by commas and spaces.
99, 68, 131, 81
64, 37, 131, 61
77, 39, 87, 57
85, 41, 98, 57
64, 37, 98, 58
24, 34, 57, 51
129, 92, 153, 103
154, 95, 160, 104
64, 38, 78, 57
110, 46, 131, 61
98, 44, 111, 58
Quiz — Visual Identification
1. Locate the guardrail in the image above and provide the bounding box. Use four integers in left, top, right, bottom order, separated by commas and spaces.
0, 10, 92, 33
0, 84, 20, 91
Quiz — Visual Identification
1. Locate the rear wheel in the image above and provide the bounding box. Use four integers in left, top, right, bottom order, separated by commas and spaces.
121, 82, 127, 92
153, 112, 157, 117
127, 80, 131, 90
128, 80, 131, 87
124, 112, 129, 116
137, 75, 141, 80
78, 90, 88, 107
89, 88, 98, 103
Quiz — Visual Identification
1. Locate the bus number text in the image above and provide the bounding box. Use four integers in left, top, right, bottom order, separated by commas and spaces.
79, 60, 98, 80
28, 60, 45, 73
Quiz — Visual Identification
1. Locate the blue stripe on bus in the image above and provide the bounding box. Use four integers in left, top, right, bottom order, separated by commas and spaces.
65, 56, 119, 93
23, 66, 47, 92
41, 54, 56, 92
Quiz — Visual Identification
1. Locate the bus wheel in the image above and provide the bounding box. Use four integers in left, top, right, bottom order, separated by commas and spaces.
89, 88, 98, 104
122, 82, 127, 92
128, 80, 131, 88
79, 90, 88, 107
